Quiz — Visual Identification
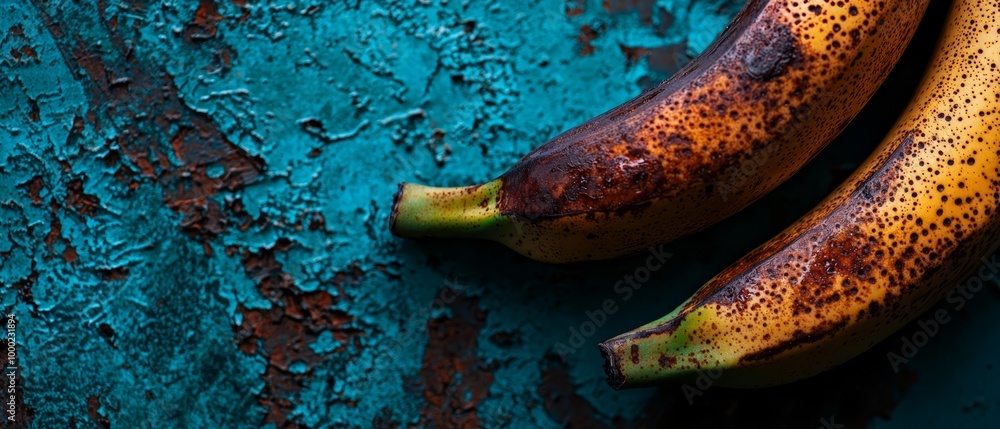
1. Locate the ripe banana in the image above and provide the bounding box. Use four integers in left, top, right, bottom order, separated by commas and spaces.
390, 0, 930, 263
600, 0, 1000, 389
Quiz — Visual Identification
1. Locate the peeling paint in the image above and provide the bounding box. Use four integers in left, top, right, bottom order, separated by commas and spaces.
1, 0, 998, 428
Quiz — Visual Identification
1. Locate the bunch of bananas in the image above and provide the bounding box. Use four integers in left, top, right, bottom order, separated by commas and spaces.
391, 0, 1000, 389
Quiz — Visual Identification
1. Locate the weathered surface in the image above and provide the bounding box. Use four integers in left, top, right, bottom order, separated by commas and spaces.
0, 0, 997, 428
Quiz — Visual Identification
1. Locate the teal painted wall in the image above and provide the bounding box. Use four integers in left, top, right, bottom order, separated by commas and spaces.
0, 0, 996, 427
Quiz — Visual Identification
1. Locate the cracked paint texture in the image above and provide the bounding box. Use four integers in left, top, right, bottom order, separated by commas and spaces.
0, 0, 998, 428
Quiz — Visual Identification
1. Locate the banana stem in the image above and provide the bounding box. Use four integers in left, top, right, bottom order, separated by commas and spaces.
390, 180, 506, 239
600, 331, 693, 390
598, 306, 702, 390
599, 339, 630, 390
599, 332, 688, 390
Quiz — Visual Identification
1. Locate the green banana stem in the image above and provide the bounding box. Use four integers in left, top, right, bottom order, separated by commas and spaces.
599, 306, 713, 390
390, 180, 506, 239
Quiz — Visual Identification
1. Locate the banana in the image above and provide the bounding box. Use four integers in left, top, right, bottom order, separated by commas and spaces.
390, 0, 930, 263
600, 0, 1000, 389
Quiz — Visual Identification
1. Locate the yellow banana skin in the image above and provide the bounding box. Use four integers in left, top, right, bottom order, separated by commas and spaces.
600, 0, 1000, 389
391, 0, 930, 263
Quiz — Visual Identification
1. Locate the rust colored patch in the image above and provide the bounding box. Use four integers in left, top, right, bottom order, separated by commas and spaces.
35, 1, 264, 260
27, 97, 40, 121
86, 395, 111, 429
23, 175, 44, 205
72, 115, 85, 133
232, 242, 362, 428
411, 293, 493, 429
32, 0, 266, 280
225, 197, 269, 232
620, 42, 690, 75
113, 165, 140, 191
565, 0, 585, 17
65, 178, 101, 217
62, 245, 79, 263
184, 0, 224, 42
10, 45, 39, 63
577, 24, 600, 56
15, 38, 37, 55
33, 0, 266, 224
178, 198, 227, 256
43, 214, 67, 260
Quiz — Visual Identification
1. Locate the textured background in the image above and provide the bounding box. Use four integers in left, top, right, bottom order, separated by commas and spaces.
1, 0, 998, 427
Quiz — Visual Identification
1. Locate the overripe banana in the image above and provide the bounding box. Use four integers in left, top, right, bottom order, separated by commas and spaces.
600, 0, 1000, 389
390, 0, 930, 263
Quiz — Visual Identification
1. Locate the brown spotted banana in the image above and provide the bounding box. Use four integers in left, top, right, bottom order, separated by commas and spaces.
600, 0, 1000, 388
390, 0, 930, 263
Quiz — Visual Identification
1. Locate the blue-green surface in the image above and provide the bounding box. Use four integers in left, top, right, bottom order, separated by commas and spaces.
0, 0, 997, 427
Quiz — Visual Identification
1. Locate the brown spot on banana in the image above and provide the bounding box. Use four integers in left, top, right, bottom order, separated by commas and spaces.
741, 21, 803, 81
683, 133, 912, 311
738, 316, 850, 364
600, 0, 1000, 389
392, 0, 931, 263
